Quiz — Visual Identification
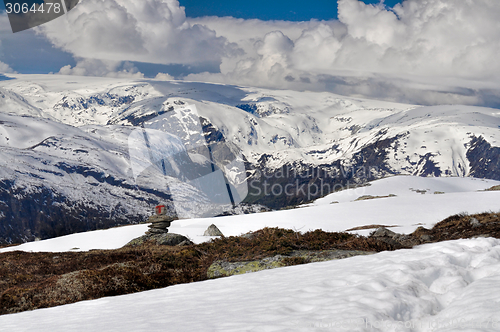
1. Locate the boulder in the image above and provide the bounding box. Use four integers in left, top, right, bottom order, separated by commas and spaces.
125, 232, 193, 247
203, 224, 224, 236
154, 233, 193, 246
372, 227, 397, 238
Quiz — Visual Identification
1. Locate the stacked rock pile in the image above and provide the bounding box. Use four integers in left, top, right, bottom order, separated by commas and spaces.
146, 205, 177, 234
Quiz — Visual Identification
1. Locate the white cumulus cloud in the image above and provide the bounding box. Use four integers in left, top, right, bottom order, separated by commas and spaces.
58, 58, 144, 78
186, 0, 500, 106
29, 0, 500, 107
38, 0, 236, 66
0, 60, 15, 73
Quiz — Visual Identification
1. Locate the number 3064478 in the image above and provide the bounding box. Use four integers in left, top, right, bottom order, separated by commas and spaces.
5, 2, 62, 14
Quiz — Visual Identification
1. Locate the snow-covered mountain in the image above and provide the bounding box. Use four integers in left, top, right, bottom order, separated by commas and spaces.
1, 74, 500, 243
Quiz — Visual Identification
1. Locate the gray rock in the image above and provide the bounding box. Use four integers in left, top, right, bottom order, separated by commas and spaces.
204, 224, 224, 236
146, 228, 169, 234
240, 231, 256, 240
393, 234, 409, 242
470, 218, 481, 228
370, 227, 424, 247
372, 227, 397, 238
420, 235, 432, 242
147, 215, 176, 223
124, 232, 192, 247
207, 249, 375, 278
148, 221, 172, 229
154, 233, 193, 246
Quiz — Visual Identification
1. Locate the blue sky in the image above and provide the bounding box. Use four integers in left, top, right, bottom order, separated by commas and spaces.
180, 0, 403, 21
1, 1, 405, 20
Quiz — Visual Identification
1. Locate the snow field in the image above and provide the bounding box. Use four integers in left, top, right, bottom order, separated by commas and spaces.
0, 238, 499, 331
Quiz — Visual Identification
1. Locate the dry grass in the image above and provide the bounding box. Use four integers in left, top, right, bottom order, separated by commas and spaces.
484, 185, 500, 191
0, 245, 209, 315
0, 228, 396, 315
415, 211, 500, 241
1, 211, 500, 316
355, 194, 397, 201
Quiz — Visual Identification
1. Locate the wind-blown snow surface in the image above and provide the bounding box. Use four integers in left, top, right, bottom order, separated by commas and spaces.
2, 175, 500, 253
1, 238, 499, 332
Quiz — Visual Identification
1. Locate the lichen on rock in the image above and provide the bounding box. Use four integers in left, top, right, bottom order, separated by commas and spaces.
207, 249, 374, 278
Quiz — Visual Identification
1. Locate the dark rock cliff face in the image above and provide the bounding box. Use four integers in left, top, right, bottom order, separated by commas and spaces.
0, 179, 166, 245
0, 160, 176, 244
0, 181, 127, 244
244, 136, 399, 208
414, 153, 442, 177
467, 136, 500, 181
244, 134, 500, 209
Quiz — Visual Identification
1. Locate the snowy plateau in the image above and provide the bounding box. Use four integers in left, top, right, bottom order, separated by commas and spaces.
1, 73, 500, 246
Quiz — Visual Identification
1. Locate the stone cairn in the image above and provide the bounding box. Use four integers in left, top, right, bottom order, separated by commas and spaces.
146, 205, 177, 234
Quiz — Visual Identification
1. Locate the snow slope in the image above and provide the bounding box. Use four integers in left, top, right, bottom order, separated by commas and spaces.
312, 175, 500, 205
1, 237, 499, 332
2, 175, 499, 253
0, 111, 172, 243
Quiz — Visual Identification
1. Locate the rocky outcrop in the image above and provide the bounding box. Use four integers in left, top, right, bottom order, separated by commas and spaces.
370, 226, 433, 247
467, 136, 500, 181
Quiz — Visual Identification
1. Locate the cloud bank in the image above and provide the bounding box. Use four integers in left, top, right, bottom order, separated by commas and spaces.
187, 0, 500, 106
33, 0, 500, 106
58, 58, 145, 78
0, 60, 15, 73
